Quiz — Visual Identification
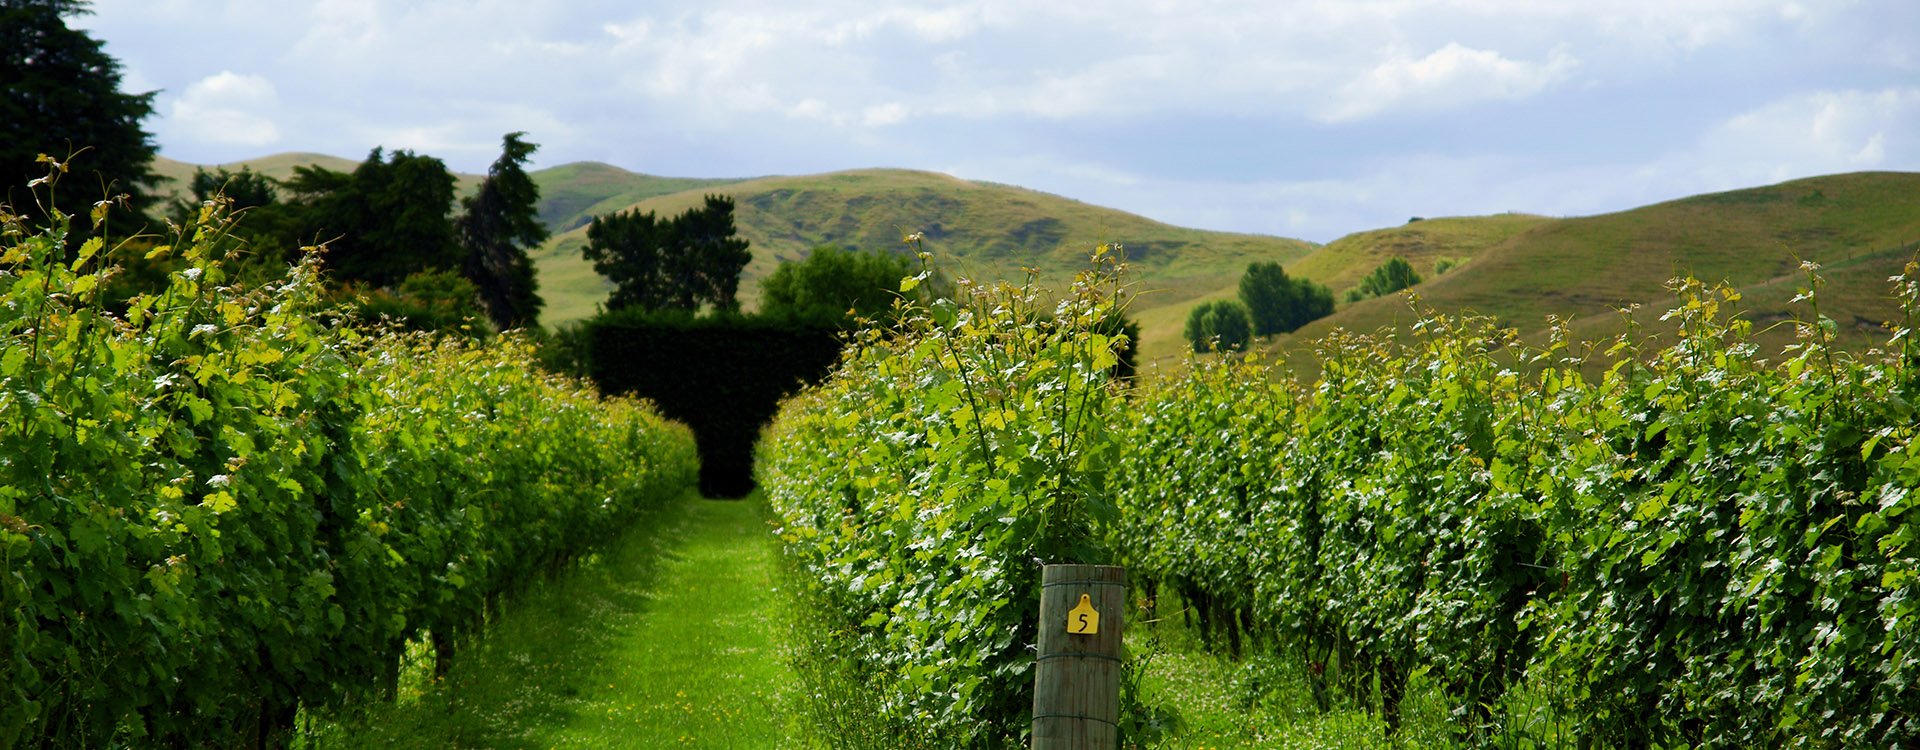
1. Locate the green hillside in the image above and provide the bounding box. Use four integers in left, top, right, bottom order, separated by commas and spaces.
149, 154, 1918, 372
1266, 171, 1920, 370
1290, 212, 1552, 296
149, 156, 1316, 357
151, 152, 482, 204
529, 161, 742, 234
534, 168, 1318, 359
1130, 212, 1549, 369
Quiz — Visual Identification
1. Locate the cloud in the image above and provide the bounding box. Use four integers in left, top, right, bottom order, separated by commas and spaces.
861, 102, 911, 127
169, 71, 281, 148
1688, 87, 1920, 185
81, 0, 1920, 242
1325, 43, 1578, 121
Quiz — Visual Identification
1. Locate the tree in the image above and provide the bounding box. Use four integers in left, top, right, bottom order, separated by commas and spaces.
1183, 300, 1252, 353
174, 167, 278, 216
583, 195, 751, 313
287, 148, 463, 286
1357, 256, 1422, 298
457, 132, 548, 330
1238, 261, 1334, 336
167, 167, 301, 252
1, 0, 158, 230
663, 195, 751, 312
758, 244, 917, 324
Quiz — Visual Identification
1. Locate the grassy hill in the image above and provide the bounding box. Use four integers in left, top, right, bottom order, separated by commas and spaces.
149, 154, 1918, 371
1261, 171, 1920, 372
1128, 212, 1551, 369
1289, 213, 1552, 296
528, 161, 742, 234
151, 152, 483, 205
533, 169, 1318, 359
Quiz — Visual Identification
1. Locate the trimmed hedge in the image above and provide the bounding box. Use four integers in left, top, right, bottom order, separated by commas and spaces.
586, 310, 843, 497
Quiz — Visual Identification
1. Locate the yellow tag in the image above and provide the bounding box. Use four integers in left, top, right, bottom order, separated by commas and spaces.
1067, 593, 1100, 635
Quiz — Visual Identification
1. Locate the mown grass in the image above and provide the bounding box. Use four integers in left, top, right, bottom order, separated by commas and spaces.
297, 493, 798, 749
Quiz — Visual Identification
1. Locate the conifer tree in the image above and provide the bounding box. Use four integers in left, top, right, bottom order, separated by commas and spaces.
0, 0, 158, 228
457, 132, 547, 330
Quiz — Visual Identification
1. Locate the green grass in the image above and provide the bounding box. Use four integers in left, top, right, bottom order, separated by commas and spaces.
1123, 590, 1593, 749
299, 493, 798, 749
1124, 600, 1448, 749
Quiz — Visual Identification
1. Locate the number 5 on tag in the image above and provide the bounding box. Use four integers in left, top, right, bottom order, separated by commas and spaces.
1067, 593, 1100, 635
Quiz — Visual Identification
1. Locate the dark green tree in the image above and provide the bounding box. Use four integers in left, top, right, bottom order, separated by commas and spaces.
1357, 256, 1422, 298
457, 132, 548, 330
287, 148, 463, 286
663, 195, 751, 312
583, 195, 751, 313
1, 0, 158, 229
174, 166, 278, 216
167, 167, 301, 252
759, 244, 917, 324
1238, 261, 1334, 336
1183, 299, 1252, 353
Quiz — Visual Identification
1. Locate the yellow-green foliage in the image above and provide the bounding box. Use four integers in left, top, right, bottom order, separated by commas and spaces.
0, 192, 696, 748
757, 248, 1130, 747
1113, 272, 1920, 745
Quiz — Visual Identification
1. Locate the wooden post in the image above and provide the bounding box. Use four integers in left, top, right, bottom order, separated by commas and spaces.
1032, 564, 1124, 749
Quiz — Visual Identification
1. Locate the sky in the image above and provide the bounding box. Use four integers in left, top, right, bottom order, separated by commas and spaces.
77, 0, 1920, 243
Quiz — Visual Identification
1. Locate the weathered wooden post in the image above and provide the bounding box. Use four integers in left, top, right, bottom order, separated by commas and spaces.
1032, 564, 1125, 749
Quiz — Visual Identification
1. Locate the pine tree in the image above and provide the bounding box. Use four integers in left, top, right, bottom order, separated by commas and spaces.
0, 0, 158, 229
457, 132, 548, 330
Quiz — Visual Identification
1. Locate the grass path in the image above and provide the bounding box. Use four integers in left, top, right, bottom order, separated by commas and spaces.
304, 494, 796, 749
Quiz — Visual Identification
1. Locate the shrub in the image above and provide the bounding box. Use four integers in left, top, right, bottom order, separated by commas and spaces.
1183, 299, 1252, 352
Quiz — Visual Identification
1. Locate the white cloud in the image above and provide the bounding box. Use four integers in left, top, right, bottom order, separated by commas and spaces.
79, 0, 1920, 241
861, 102, 911, 127
169, 71, 281, 148
1690, 87, 1920, 185
1326, 43, 1578, 121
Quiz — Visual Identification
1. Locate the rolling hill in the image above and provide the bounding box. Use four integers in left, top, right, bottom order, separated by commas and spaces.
532, 168, 1319, 358
146, 153, 1920, 370
1263, 171, 1920, 373
528, 161, 741, 234
148, 154, 1318, 358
